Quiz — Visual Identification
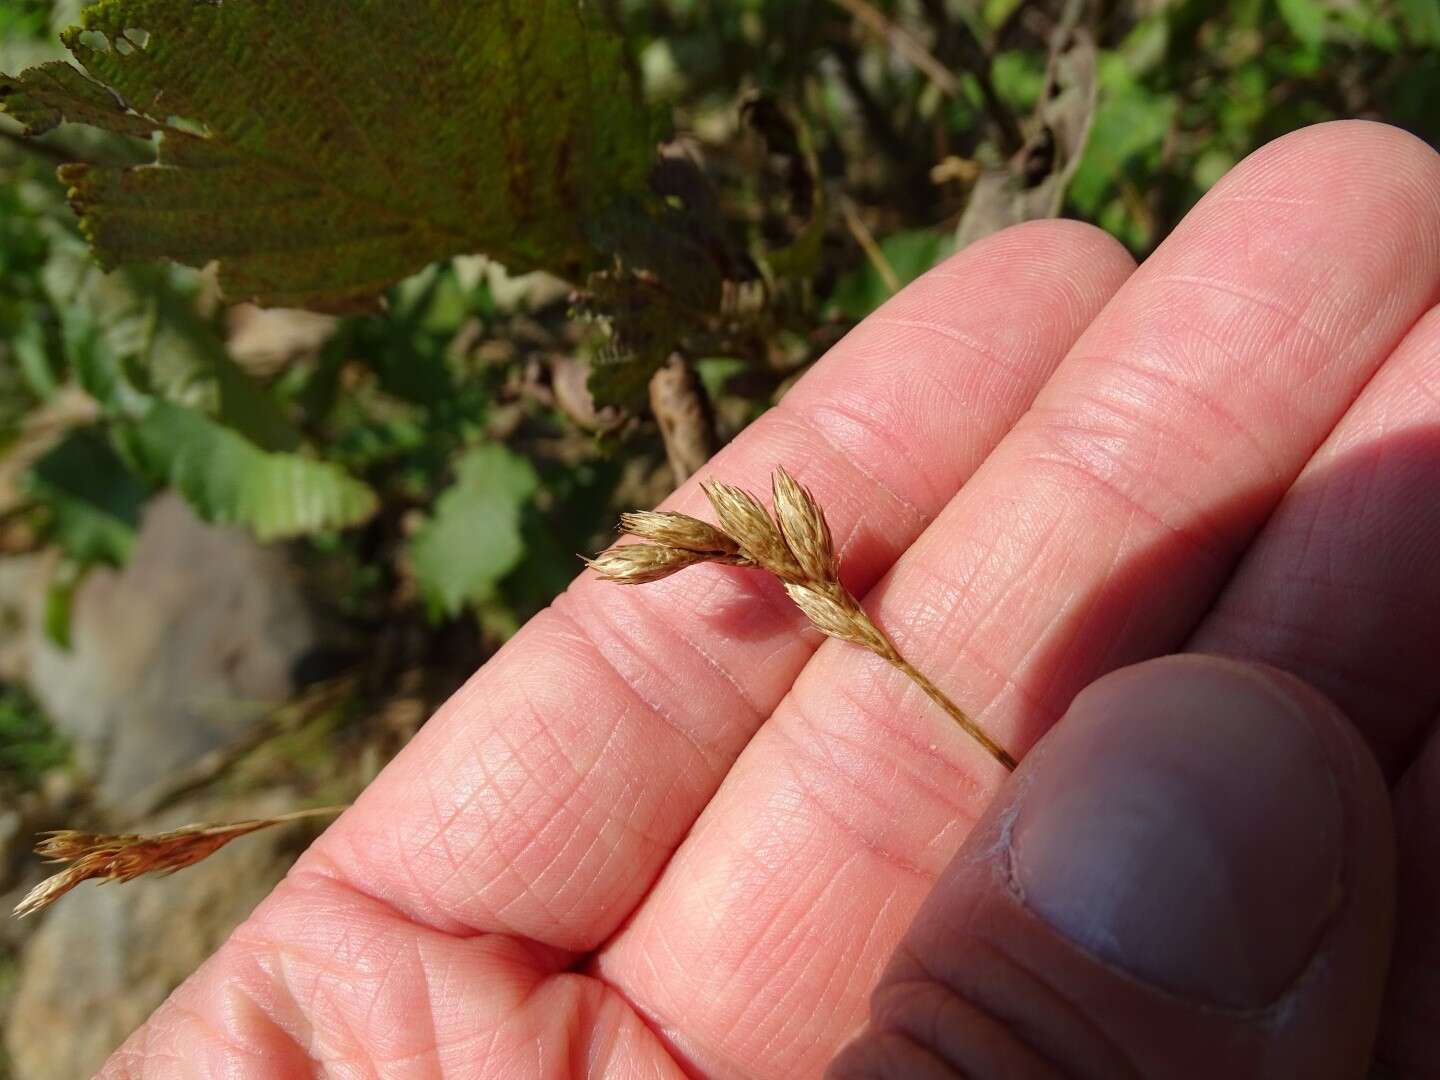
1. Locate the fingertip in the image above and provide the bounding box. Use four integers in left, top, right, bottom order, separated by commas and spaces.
933, 217, 1138, 293
1198, 120, 1440, 247
1242, 118, 1440, 177
840, 655, 1395, 1079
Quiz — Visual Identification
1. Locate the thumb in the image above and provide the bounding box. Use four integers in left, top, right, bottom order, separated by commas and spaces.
830, 655, 1395, 1079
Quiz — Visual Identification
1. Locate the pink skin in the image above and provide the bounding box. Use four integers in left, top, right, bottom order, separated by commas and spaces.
100, 122, 1440, 1078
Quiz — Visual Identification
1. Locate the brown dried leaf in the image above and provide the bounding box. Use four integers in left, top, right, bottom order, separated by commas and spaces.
956, 16, 1098, 248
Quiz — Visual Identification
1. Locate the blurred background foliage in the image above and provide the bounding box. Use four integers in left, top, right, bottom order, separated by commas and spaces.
0, 0, 1433, 779
0, 0, 1435, 1070
1, 0, 1434, 677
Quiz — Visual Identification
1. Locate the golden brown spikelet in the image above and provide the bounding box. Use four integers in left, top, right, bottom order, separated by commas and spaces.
12, 807, 345, 919
584, 544, 711, 585
771, 466, 836, 582
702, 480, 804, 580
618, 511, 739, 555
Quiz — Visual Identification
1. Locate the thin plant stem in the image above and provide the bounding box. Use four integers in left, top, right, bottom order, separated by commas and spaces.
884, 646, 1018, 771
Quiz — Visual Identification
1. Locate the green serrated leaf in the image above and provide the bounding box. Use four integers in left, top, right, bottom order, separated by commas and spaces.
25, 426, 149, 566
40, 241, 302, 447
118, 401, 378, 541
1, 0, 661, 310
412, 443, 539, 618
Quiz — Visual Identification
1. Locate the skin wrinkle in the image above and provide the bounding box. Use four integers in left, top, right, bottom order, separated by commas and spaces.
545, 604, 730, 780
716, 847, 856, 1013
515, 707, 687, 929
173, 997, 261, 1075
1151, 271, 1336, 348
712, 848, 877, 1069
237, 927, 323, 1059
420, 732, 561, 930
1026, 376, 1238, 519
414, 763, 495, 908
224, 994, 322, 1080
784, 687, 961, 839
400, 937, 445, 1079
767, 726, 938, 884
867, 314, 1032, 384
825, 673, 991, 815
1018, 434, 1229, 564
1084, 347, 1279, 481
565, 574, 770, 732
771, 396, 931, 529
578, 547, 796, 668
1007, 534, 1134, 729
798, 396, 951, 517
883, 529, 1066, 723
911, 933, 1139, 1079
272, 944, 350, 1071
752, 879, 872, 1065
487, 800, 592, 934
249, 877, 565, 1079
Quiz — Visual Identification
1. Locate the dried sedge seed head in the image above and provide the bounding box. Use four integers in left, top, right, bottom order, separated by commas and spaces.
11, 870, 82, 919
14, 822, 268, 919
619, 511, 738, 555
771, 467, 835, 583
783, 583, 889, 654
703, 481, 803, 580
585, 544, 708, 585
13, 808, 345, 919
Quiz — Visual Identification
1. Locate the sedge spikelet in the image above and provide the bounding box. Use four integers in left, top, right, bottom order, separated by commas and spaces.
587, 468, 1017, 770
13, 807, 345, 918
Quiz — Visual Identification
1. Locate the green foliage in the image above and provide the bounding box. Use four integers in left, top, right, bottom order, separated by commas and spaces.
118, 403, 379, 542
0, 685, 69, 792
1062, 0, 1440, 250
0, 1, 51, 42
1, 0, 661, 310
0, 0, 1437, 652
25, 427, 145, 565
412, 444, 539, 619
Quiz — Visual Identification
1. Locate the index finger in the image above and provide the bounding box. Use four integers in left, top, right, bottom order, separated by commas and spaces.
300, 220, 1135, 951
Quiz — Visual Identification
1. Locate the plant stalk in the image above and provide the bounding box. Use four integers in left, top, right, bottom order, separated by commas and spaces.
871, 631, 1018, 771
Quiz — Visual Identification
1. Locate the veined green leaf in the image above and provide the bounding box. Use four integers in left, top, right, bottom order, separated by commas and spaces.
1, 0, 660, 311
412, 444, 539, 618
42, 242, 300, 450
118, 402, 378, 541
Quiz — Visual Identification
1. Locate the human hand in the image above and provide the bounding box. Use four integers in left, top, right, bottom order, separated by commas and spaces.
102, 121, 1440, 1078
